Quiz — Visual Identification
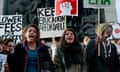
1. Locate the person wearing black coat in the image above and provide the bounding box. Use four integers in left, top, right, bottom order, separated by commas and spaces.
86, 24, 119, 72
12, 24, 55, 72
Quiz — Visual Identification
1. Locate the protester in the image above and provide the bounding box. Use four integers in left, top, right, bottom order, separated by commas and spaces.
54, 28, 87, 72
13, 24, 55, 72
4, 38, 15, 54
4, 38, 15, 72
86, 24, 119, 72
0, 39, 9, 72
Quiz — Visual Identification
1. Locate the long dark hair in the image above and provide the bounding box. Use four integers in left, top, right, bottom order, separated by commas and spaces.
59, 28, 82, 53
59, 28, 83, 68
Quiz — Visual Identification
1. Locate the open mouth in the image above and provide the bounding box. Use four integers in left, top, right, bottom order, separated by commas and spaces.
67, 38, 73, 40
29, 35, 35, 39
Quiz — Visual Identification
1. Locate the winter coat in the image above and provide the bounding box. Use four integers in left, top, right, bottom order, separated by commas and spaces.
54, 47, 87, 72
86, 39, 119, 72
12, 41, 55, 72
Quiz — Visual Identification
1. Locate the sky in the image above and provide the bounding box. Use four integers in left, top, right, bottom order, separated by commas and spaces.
116, 0, 120, 22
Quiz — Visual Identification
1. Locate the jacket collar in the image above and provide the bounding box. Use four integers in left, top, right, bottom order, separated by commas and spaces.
21, 40, 44, 49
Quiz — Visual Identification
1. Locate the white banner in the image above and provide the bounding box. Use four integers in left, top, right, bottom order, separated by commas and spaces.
37, 8, 66, 38
84, 0, 115, 8
0, 15, 22, 43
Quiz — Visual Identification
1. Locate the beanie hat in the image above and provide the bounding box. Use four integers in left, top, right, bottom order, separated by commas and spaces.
96, 23, 112, 36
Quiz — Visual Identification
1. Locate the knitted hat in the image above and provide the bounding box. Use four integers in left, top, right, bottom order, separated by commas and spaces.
96, 23, 112, 36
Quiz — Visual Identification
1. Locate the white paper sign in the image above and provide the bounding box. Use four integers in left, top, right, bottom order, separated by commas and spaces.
0, 15, 22, 44
37, 7, 66, 38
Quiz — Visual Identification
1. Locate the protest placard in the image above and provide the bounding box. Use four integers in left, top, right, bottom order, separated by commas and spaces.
55, 0, 78, 16
84, 0, 115, 8
0, 15, 22, 43
37, 7, 66, 38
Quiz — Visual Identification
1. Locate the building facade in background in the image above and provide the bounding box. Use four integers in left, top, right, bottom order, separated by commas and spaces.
0, 0, 117, 41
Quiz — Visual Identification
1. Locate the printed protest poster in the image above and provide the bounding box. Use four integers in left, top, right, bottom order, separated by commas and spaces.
0, 54, 7, 72
37, 7, 66, 38
112, 23, 120, 39
0, 15, 22, 43
55, 0, 78, 16
84, 0, 115, 8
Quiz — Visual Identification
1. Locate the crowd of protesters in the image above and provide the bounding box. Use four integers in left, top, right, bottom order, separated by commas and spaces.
0, 23, 120, 72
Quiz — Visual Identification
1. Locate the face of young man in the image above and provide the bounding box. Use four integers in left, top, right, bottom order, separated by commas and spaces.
6, 41, 15, 53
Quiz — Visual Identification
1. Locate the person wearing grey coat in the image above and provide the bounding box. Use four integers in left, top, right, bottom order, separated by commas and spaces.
54, 28, 87, 72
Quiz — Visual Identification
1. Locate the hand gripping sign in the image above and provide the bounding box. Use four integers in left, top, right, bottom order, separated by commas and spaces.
55, 0, 78, 16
